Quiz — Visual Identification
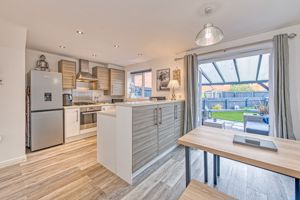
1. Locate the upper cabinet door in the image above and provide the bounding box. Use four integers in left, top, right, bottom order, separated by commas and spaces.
92, 66, 109, 90
58, 60, 76, 89
110, 69, 125, 96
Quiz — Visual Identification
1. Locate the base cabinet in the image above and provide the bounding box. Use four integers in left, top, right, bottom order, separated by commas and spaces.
174, 102, 185, 141
132, 102, 184, 173
158, 103, 175, 154
64, 108, 80, 138
132, 105, 158, 172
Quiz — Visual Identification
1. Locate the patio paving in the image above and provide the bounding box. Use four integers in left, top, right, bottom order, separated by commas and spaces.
203, 119, 244, 132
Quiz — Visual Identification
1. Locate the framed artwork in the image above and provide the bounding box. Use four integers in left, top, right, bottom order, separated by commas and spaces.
173, 69, 181, 86
156, 68, 170, 91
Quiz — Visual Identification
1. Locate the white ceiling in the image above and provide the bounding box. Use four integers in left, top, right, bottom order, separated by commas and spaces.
0, 0, 300, 66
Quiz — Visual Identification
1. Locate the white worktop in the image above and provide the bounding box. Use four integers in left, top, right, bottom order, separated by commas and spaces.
98, 110, 116, 117
114, 99, 184, 107
64, 103, 115, 109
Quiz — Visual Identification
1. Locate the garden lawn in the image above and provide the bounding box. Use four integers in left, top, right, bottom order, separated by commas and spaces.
211, 111, 249, 122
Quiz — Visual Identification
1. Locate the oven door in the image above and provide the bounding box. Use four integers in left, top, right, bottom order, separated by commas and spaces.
80, 111, 97, 130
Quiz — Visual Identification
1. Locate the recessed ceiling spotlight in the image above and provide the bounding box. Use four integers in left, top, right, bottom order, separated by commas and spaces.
76, 30, 84, 35
114, 44, 120, 48
92, 53, 97, 57
59, 45, 66, 49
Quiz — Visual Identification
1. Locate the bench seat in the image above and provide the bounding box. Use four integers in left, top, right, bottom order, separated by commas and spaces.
178, 180, 236, 200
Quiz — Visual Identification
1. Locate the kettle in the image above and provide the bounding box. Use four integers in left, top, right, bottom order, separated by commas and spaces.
63, 94, 73, 106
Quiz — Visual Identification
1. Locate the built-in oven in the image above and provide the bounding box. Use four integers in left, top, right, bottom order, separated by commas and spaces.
80, 106, 102, 130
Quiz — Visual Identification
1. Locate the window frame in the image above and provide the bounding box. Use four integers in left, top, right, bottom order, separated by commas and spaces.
130, 70, 152, 98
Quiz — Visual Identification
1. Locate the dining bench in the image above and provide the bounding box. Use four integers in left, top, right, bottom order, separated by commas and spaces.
178, 179, 236, 200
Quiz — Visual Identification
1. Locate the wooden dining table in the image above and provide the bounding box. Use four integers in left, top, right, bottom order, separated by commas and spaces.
178, 126, 300, 200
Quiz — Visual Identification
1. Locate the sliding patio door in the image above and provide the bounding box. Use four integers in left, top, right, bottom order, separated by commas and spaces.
197, 45, 273, 136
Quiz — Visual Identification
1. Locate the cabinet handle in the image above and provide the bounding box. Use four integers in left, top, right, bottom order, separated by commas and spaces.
76, 110, 79, 122
154, 108, 157, 125
159, 108, 162, 125
175, 105, 178, 119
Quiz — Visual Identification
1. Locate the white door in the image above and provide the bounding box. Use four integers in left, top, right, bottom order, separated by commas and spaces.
64, 108, 80, 138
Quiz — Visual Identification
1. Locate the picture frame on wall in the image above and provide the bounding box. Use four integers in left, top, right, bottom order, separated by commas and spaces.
156, 68, 170, 91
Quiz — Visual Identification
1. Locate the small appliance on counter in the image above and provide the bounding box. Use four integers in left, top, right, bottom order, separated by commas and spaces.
112, 99, 124, 103
150, 96, 166, 101
63, 94, 73, 106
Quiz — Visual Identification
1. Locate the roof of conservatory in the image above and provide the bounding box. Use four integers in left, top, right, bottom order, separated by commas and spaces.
199, 53, 270, 86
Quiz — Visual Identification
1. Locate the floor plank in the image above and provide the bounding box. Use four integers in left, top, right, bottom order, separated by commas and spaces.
0, 136, 293, 200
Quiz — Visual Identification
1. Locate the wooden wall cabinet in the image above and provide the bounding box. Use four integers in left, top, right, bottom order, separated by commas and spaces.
92, 66, 109, 90
58, 60, 76, 89
109, 69, 125, 96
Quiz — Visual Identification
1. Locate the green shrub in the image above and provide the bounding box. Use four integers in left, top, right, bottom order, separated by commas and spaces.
212, 104, 222, 110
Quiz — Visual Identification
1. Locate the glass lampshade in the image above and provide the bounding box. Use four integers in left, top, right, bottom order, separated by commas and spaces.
195, 23, 224, 46
167, 80, 180, 89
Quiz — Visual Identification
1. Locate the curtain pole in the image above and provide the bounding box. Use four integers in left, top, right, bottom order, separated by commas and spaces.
174, 33, 297, 62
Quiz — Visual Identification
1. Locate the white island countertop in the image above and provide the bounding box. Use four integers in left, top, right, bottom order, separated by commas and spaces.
98, 110, 116, 117
114, 100, 184, 107
64, 103, 115, 109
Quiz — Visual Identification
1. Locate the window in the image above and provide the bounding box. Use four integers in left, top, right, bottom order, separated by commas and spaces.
129, 70, 152, 98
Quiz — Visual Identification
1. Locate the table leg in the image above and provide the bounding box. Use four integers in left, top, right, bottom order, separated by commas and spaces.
213, 154, 217, 185
296, 178, 300, 200
204, 151, 208, 183
185, 146, 191, 187
217, 155, 220, 177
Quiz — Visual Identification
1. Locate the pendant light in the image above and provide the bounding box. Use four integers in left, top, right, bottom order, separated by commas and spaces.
195, 8, 224, 46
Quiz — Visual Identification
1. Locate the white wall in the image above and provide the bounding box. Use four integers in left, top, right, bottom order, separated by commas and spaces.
0, 19, 27, 166
125, 56, 184, 100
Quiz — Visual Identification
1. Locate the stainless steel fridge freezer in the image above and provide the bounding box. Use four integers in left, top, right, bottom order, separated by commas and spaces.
28, 70, 64, 151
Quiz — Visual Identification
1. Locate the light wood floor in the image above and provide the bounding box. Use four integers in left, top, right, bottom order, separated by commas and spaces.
0, 136, 294, 200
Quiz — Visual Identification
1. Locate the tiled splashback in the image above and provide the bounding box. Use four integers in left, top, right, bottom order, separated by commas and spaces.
63, 82, 112, 103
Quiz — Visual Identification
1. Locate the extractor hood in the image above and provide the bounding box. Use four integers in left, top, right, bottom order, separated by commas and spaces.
76, 59, 98, 82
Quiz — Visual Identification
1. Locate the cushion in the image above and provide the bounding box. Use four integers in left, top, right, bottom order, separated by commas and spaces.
246, 121, 269, 136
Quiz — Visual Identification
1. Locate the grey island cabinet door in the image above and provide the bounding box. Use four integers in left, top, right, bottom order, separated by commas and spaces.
158, 103, 175, 155
174, 102, 185, 141
132, 105, 158, 173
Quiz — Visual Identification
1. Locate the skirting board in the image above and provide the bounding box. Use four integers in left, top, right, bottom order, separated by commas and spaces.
132, 145, 177, 180
65, 131, 97, 143
0, 155, 27, 169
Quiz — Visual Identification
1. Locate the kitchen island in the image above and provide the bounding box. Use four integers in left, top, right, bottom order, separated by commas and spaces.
97, 100, 184, 184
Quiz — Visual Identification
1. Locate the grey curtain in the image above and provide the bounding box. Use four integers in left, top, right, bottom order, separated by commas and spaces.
273, 34, 295, 139
184, 54, 201, 134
